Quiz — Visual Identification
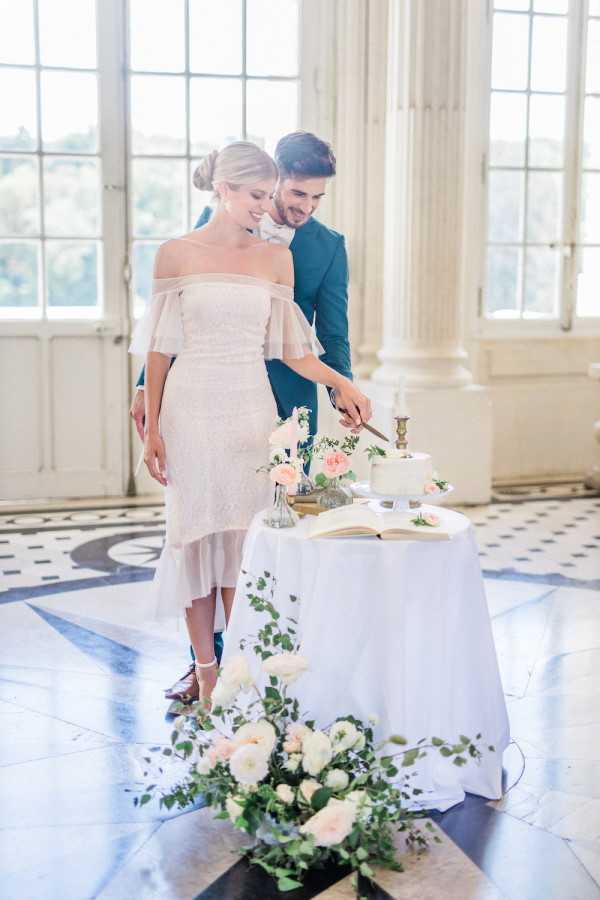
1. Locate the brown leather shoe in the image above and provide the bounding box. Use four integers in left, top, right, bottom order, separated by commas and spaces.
164, 664, 199, 702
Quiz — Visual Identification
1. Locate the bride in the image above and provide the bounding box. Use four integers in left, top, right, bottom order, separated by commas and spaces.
129, 142, 372, 704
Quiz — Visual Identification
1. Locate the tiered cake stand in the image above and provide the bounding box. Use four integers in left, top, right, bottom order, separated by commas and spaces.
350, 481, 454, 512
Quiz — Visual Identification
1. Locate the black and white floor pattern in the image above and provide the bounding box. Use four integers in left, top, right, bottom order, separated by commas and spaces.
1, 498, 600, 899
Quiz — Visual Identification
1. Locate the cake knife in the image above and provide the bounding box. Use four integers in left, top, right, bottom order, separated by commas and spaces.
339, 408, 390, 443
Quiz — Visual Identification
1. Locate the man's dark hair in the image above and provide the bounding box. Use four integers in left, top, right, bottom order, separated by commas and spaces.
274, 131, 336, 179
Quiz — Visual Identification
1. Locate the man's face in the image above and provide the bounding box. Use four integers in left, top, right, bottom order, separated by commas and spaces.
273, 176, 328, 228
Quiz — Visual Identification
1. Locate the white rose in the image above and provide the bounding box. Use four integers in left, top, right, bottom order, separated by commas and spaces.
299, 799, 356, 847
276, 784, 295, 804
325, 769, 349, 791
287, 723, 312, 744
226, 797, 244, 821
195, 754, 212, 775
234, 719, 277, 756
229, 744, 270, 785
354, 734, 366, 751
329, 720, 360, 752
262, 652, 309, 684
211, 679, 239, 708
220, 655, 253, 690
346, 790, 373, 822
302, 730, 333, 776
299, 779, 322, 803
284, 753, 302, 773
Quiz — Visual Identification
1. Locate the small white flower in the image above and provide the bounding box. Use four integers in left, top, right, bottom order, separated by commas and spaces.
211, 679, 239, 708
229, 744, 270, 785
195, 754, 212, 775
346, 790, 373, 822
275, 783, 295, 804
299, 779, 322, 802
325, 769, 349, 791
368, 713, 380, 726
262, 652, 309, 684
299, 799, 356, 847
220, 655, 253, 690
173, 715, 187, 732
226, 797, 244, 821
302, 730, 333, 776
284, 753, 302, 773
354, 733, 366, 751
329, 720, 360, 752
233, 720, 277, 756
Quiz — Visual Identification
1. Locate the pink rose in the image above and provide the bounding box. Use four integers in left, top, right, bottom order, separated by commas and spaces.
270, 463, 300, 487
208, 737, 236, 766
322, 450, 350, 478
424, 482, 440, 494
424, 513, 440, 527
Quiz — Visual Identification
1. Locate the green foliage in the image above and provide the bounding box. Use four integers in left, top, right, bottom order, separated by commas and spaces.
365, 445, 387, 461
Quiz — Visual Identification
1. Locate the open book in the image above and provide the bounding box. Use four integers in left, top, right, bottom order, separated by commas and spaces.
306, 505, 457, 541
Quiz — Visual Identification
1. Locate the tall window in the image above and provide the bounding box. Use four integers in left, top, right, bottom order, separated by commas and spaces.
0, 0, 102, 319
484, 0, 600, 327
127, 0, 300, 317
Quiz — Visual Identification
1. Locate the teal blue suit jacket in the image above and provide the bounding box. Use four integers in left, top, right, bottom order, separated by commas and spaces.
136, 210, 352, 437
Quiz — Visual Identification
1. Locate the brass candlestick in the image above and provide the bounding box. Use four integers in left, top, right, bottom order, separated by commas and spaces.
394, 416, 410, 454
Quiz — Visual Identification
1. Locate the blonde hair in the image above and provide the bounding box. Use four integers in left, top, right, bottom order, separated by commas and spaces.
193, 142, 278, 194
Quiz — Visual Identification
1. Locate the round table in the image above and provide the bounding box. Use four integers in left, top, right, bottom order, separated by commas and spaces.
224, 504, 510, 811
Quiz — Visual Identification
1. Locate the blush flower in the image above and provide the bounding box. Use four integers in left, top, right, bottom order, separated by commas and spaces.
276, 784, 295, 804
322, 450, 351, 478
220, 655, 253, 690
270, 463, 300, 487
299, 799, 356, 847
302, 730, 333, 776
233, 720, 277, 756
423, 513, 440, 527
424, 481, 441, 494
262, 652, 309, 684
299, 778, 322, 803
229, 744, 270, 785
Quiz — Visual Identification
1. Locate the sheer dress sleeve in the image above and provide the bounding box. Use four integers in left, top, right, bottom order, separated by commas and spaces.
264, 283, 324, 360
128, 278, 184, 357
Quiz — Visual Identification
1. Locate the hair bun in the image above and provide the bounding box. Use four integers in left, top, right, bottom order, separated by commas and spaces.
193, 149, 219, 191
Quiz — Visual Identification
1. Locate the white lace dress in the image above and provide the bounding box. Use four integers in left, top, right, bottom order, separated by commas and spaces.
129, 272, 321, 619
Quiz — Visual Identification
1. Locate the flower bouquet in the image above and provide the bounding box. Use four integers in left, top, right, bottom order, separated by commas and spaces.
310, 433, 360, 509
136, 573, 490, 895
258, 408, 310, 527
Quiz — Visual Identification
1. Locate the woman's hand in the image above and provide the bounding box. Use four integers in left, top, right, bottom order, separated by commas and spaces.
334, 381, 373, 430
144, 431, 167, 486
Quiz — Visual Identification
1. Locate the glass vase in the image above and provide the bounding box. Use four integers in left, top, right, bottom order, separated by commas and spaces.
264, 484, 299, 529
295, 469, 314, 496
319, 477, 353, 510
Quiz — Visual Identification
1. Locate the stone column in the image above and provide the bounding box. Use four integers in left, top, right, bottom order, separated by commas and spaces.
365, 0, 492, 502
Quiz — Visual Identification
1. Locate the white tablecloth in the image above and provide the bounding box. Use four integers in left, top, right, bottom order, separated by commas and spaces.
224, 504, 510, 811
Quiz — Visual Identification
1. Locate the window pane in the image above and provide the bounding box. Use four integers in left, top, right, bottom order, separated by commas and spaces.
0, 157, 39, 236
189, 0, 242, 74
488, 170, 525, 241
247, 0, 299, 77
189, 78, 242, 155
41, 71, 98, 153
489, 92, 527, 166
526, 172, 562, 242
494, 0, 529, 9
38, 0, 96, 69
129, 0, 185, 73
0, 241, 39, 311
586, 20, 600, 94
132, 158, 187, 237
46, 240, 98, 309
43, 157, 101, 237
581, 173, 600, 242
486, 246, 522, 317
130, 75, 186, 155
533, 0, 568, 11
583, 97, 600, 169
528, 94, 565, 167
0, 69, 37, 151
590, 0, 600, 15
0, 0, 35, 64
530, 15, 567, 92
492, 13, 530, 90
189, 160, 213, 230
132, 241, 161, 318
247, 81, 298, 155
524, 247, 560, 317
577, 249, 600, 317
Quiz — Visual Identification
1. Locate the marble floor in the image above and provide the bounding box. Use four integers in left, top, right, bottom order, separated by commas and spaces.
1, 497, 600, 899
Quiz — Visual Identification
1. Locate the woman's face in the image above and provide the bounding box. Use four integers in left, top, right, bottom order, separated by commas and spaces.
218, 178, 276, 230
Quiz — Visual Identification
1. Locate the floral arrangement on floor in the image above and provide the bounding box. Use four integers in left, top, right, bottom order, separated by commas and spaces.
135, 573, 490, 894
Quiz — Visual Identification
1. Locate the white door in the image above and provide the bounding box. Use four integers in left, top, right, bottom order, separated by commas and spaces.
0, 0, 129, 500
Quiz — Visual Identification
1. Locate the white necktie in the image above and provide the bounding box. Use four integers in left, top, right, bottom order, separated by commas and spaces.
258, 214, 295, 247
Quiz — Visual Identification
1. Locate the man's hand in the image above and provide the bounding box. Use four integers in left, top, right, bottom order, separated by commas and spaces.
130, 390, 145, 441
144, 431, 167, 486
335, 382, 373, 432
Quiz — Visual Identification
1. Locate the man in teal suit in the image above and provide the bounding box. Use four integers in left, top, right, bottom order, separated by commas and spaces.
130, 132, 359, 705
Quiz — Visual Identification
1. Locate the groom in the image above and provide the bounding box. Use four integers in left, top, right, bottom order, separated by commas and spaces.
130, 131, 357, 703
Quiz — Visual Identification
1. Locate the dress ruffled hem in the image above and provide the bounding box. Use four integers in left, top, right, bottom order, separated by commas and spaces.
151, 529, 246, 621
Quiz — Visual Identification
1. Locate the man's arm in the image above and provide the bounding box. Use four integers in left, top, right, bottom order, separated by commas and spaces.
130, 206, 213, 436
314, 236, 353, 417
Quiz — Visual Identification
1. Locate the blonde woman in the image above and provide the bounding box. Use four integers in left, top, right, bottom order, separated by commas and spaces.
129, 142, 372, 703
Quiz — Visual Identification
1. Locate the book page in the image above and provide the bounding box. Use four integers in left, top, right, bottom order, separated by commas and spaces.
306, 504, 381, 539
379, 509, 456, 540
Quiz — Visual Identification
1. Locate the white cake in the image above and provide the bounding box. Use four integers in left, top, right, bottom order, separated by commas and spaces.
370, 450, 433, 496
